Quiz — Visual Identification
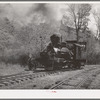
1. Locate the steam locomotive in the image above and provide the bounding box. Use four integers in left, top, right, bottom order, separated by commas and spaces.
28, 34, 86, 71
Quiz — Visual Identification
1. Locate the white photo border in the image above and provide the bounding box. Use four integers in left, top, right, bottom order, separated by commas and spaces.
0, 1, 100, 99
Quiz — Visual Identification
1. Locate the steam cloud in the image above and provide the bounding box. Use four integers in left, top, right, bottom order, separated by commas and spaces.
28, 3, 65, 22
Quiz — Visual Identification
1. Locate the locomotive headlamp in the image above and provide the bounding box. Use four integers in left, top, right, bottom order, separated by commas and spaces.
81, 45, 85, 47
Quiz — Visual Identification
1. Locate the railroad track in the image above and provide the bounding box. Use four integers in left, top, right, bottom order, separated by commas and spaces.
49, 67, 100, 89
0, 69, 65, 89
0, 66, 98, 89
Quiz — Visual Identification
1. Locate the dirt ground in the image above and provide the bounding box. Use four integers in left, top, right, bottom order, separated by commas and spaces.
0, 63, 25, 76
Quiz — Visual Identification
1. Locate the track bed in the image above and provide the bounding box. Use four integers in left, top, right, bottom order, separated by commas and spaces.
0, 65, 100, 89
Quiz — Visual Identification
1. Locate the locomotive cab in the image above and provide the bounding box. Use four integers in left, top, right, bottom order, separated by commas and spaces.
74, 42, 86, 67
66, 41, 87, 68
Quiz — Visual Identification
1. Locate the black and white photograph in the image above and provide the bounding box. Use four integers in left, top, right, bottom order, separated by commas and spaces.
0, 2, 100, 90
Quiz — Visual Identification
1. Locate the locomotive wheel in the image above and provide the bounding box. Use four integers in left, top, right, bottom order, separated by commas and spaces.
77, 63, 81, 69
28, 65, 32, 70
32, 60, 37, 71
68, 63, 74, 69
28, 60, 37, 71
74, 62, 81, 69
45, 60, 55, 71
28, 65, 36, 71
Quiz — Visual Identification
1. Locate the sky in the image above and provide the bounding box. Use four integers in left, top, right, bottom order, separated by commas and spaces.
11, 3, 67, 21
1, 3, 100, 34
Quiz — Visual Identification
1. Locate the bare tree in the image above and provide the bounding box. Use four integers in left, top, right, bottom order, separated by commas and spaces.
92, 10, 100, 39
63, 4, 91, 41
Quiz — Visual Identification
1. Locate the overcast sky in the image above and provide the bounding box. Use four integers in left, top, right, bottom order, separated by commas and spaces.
1, 3, 100, 34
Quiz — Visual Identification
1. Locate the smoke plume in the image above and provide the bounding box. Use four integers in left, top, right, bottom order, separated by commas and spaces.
28, 3, 65, 22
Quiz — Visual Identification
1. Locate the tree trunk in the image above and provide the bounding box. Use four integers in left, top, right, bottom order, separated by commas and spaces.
76, 30, 79, 42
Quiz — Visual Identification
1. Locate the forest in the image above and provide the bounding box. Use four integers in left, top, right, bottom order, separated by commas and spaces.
0, 3, 100, 69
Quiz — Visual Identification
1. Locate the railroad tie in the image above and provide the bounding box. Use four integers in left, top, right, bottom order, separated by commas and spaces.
1, 78, 6, 80
2, 82, 9, 86
0, 84, 4, 87
26, 76, 32, 80
9, 80, 15, 84
14, 79, 23, 83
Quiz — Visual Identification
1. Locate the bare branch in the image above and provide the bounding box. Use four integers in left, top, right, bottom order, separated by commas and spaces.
64, 4, 91, 41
